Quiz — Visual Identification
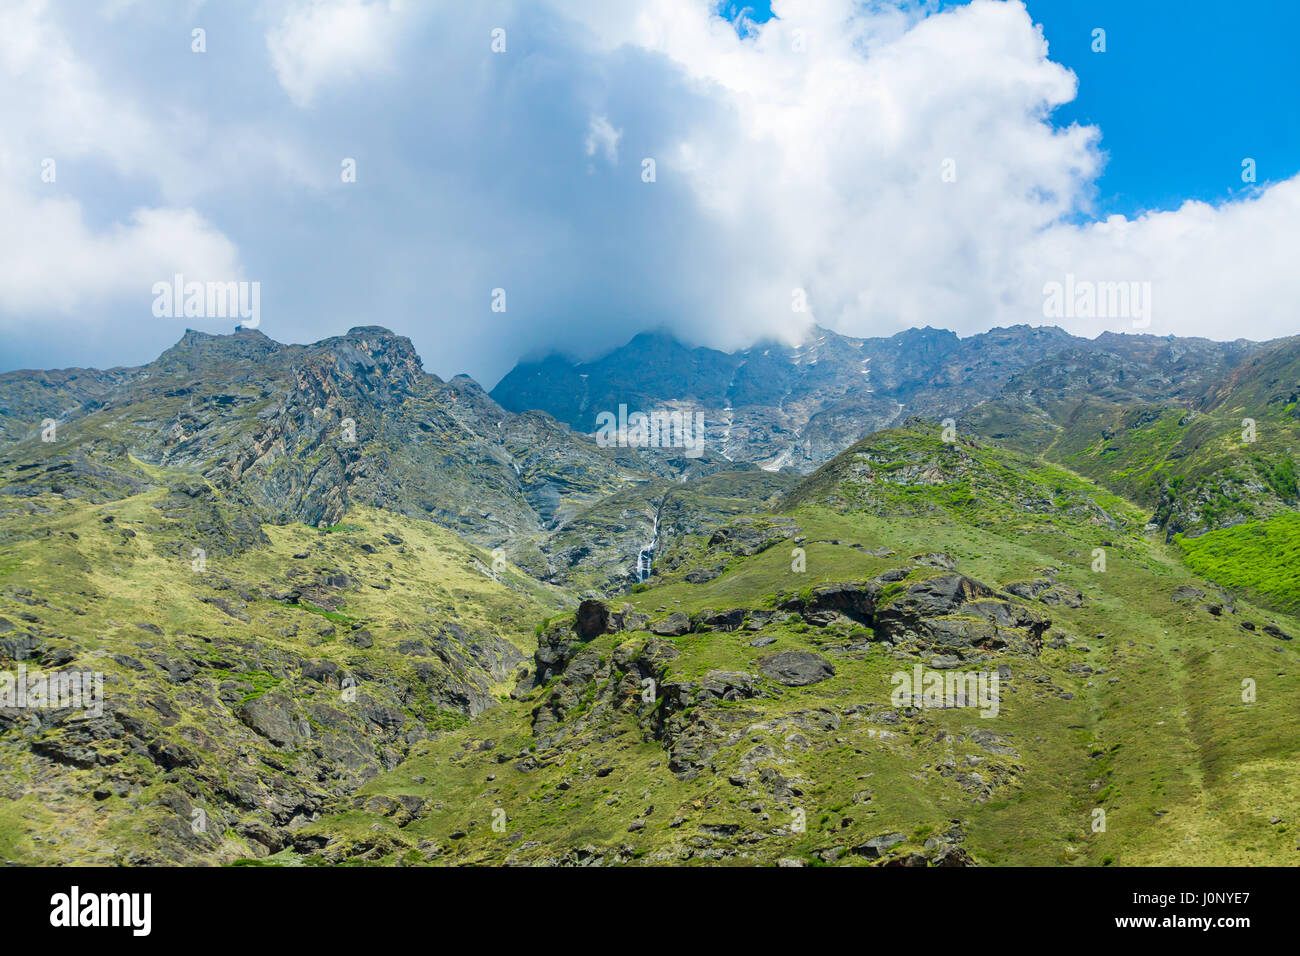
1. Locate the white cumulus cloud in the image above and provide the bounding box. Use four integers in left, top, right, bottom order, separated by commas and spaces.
0, 0, 247, 337
267, 0, 411, 107
1, 0, 1296, 377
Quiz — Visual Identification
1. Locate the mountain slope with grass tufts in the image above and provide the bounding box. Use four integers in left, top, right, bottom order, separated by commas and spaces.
2, 331, 1298, 866
283, 428, 1300, 867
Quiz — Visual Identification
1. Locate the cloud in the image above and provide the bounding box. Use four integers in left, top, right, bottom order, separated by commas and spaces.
512, 0, 1299, 349
493, 0, 1104, 347
0, 0, 246, 335
0, 191, 242, 316
0, 0, 1296, 381
266, 0, 410, 107
585, 116, 622, 164
1017, 178, 1300, 338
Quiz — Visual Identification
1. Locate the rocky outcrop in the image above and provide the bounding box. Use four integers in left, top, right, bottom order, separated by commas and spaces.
650, 612, 691, 636
1006, 576, 1084, 608
757, 651, 834, 686
706, 518, 802, 557
524, 568, 1045, 791
781, 570, 1049, 655
236, 693, 312, 748
574, 599, 612, 640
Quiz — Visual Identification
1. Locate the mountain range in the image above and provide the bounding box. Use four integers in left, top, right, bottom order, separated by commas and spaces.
1, 322, 1298, 866
491, 324, 1264, 473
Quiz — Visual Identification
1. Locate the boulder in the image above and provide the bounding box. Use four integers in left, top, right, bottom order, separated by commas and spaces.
758, 651, 835, 686
574, 599, 612, 640
1264, 623, 1293, 641
650, 612, 691, 637
236, 694, 311, 749
798, 582, 875, 622
698, 670, 760, 701
1005, 579, 1052, 600
932, 844, 975, 866
1038, 585, 1084, 608
852, 832, 906, 859
697, 608, 747, 632
301, 659, 342, 685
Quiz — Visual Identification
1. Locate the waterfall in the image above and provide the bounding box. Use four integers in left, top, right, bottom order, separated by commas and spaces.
636, 496, 666, 584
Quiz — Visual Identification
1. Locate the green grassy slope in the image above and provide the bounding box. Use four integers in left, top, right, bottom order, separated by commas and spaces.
1176, 514, 1300, 615
963, 338, 1300, 611
286, 429, 1300, 867
0, 468, 565, 864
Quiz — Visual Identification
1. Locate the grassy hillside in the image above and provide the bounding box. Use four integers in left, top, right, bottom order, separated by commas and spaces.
0, 471, 565, 864
965, 338, 1300, 544
280, 429, 1300, 866
6, 330, 1300, 868
1177, 514, 1300, 614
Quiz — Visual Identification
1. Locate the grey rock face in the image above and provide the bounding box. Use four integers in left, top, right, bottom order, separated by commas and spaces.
757, 651, 835, 686
650, 612, 691, 637
236, 693, 311, 749
491, 325, 1094, 474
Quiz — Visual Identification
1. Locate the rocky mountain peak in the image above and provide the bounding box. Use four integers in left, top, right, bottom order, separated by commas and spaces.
301, 327, 426, 403
153, 326, 284, 374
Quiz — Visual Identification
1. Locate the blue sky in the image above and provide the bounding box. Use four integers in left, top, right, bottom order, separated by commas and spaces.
2, 0, 1298, 383
724, 0, 1300, 219
1006, 0, 1300, 217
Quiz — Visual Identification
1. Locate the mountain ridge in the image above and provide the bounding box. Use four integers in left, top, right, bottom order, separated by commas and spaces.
490, 322, 1270, 474
2, 322, 1299, 866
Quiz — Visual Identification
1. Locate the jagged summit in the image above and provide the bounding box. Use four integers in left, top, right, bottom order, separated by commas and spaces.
491, 322, 1273, 474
